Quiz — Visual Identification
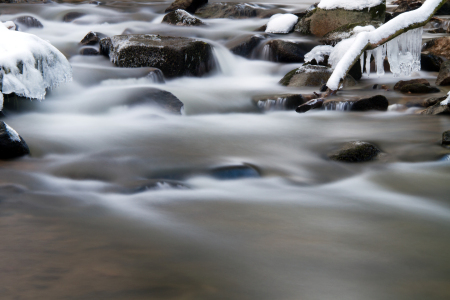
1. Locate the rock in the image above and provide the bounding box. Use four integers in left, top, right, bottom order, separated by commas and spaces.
80, 31, 107, 45
421, 51, 444, 72
210, 164, 260, 180
295, 3, 385, 37
0, 122, 30, 160
262, 39, 318, 63
14, 16, 43, 29
384, 11, 394, 22
422, 37, 450, 60
252, 94, 316, 111
393, 0, 450, 15
195, 2, 283, 19
436, 60, 450, 85
165, 0, 207, 14
226, 34, 266, 58
351, 95, 389, 111
423, 96, 446, 107
279, 65, 356, 88
122, 179, 189, 194
392, 1, 422, 16
100, 34, 216, 78
162, 9, 206, 26
400, 84, 440, 94
442, 130, 450, 145
295, 98, 324, 113
320, 21, 383, 46
63, 12, 85, 22
393, 78, 430, 90
124, 88, 184, 114
420, 101, 450, 115
329, 141, 381, 163
80, 47, 99, 55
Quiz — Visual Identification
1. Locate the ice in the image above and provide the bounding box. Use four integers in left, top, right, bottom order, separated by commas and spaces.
365, 50, 372, 77
318, 0, 383, 10
4, 123, 21, 142
0, 21, 72, 102
375, 44, 386, 77
304, 45, 334, 64
265, 14, 299, 34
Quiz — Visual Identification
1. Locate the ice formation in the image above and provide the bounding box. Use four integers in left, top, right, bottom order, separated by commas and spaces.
0, 21, 72, 104
304, 45, 334, 64
265, 14, 299, 34
318, 0, 384, 10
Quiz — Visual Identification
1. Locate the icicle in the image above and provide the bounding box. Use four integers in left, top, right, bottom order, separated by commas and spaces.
360, 53, 364, 75
365, 50, 372, 77
376, 44, 386, 77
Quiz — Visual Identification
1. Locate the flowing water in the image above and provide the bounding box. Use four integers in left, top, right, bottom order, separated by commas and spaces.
1, 1, 450, 299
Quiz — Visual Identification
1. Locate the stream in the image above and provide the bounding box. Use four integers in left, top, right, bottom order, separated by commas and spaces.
1, 1, 450, 299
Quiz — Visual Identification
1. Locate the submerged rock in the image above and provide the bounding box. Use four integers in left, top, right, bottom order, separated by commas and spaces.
422, 37, 450, 60
14, 16, 43, 29
279, 65, 356, 88
122, 179, 189, 194
423, 96, 446, 107
442, 130, 450, 145
400, 84, 440, 94
226, 34, 266, 58
421, 51, 444, 72
63, 12, 85, 23
351, 95, 389, 111
295, 98, 324, 113
80, 31, 107, 45
100, 34, 216, 78
210, 164, 260, 180
252, 94, 315, 111
124, 88, 184, 114
436, 60, 450, 85
80, 47, 99, 55
195, 2, 283, 19
162, 9, 206, 26
0, 122, 30, 160
165, 0, 208, 14
261, 39, 318, 63
329, 141, 381, 163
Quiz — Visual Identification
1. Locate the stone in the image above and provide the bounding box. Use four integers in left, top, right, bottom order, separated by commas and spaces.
210, 164, 260, 180
422, 37, 450, 60
320, 21, 383, 46
442, 130, 450, 145
80, 31, 107, 45
423, 96, 446, 107
80, 47, 100, 55
421, 51, 444, 72
63, 12, 85, 22
279, 65, 356, 88
436, 60, 450, 85
14, 16, 43, 29
394, 78, 430, 90
226, 34, 266, 58
123, 88, 184, 114
0, 122, 30, 160
295, 98, 324, 113
420, 101, 450, 115
400, 84, 440, 94
100, 34, 216, 78
252, 94, 316, 111
195, 2, 283, 19
351, 95, 389, 111
329, 141, 381, 163
262, 39, 318, 63
165, 0, 207, 14
122, 179, 189, 194
162, 9, 206, 26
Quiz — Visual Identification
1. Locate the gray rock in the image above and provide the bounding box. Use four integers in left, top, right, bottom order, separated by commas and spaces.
165, 0, 207, 14
436, 60, 450, 85
195, 2, 283, 19
0, 122, 30, 160
14, 16, 43, 29
226, 34, 266, 58
423, 96, 446, 107
420, 101, 450, 115
329, 141, 381, 163
124, 88, 184, 114
80, 47, 99, 56
279, 65, 356, 88
442, 130, 450, 145
100, 34, 216, 78
63, 12, 85, 22
261, 39, 318, 63
162, 9, 206, 26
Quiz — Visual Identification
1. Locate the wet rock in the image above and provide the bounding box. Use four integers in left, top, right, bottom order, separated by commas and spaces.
295, 98, 324, 113
279, 65, 356, 88
262, 39, 318, 63
421, 51, 444, 72
63, 12, 85, 22
400, 84, 440, 94
122, 179, 189, 194
14, 16, 43, 29
80, 47, 99, 55
165, 0, 207, 14
422, 36, 450, 60
423, 96, 446, 107
420, 101, 450, 115
100, 34, 216, 78
394, 78, 430, 90
210, 164, 260, 180
252, 94, 315, 111
124, 88, 184, 114
195, 2, 283, 19
329, 141, 381, 163
226, 34, 266, 58
162, 9, 206, 26
80, 31, 107, 45
436, 60, 450, 85
442, 130, 450, 145
295, 3, 385, 37
0, 122, 30, 160
351, 95, 389, 111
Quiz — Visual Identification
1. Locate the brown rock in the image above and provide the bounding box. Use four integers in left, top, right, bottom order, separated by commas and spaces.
422, 36, 450, 60
393, 78, 430, 90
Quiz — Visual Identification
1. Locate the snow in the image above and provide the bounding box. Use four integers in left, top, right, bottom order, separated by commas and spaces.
304, 45, 334, 64
440, 91, 450, 105
4, 123, 21, 142
318, 0, 384, 10
265, 14, 298, 34
0, 21, 72, 102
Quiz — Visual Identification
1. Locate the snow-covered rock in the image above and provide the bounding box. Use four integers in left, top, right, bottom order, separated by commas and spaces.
265, 14, 298, 34
318, 0, 384, 10
0, 21, 72, 105
0, 121, 30, 160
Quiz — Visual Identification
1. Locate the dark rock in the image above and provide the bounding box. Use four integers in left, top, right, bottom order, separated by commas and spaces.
423, 96, 446, 107
392, 1, 422, 16
80, 31, 107, 45
436, 60, 450, 85
436, 0, 450, 15
162, 9, 206, 26
195, 2, 283, 19
420, 101, 450, 115
252, 93, 316, 111
0, 122, 30, 160
394, 78, 430, 90
400, 84, 440, 94
350, 95, 389, 111
14, 16, 43, 29
100, 34, 216, 78
279, 65, 356, 87
329, 141, 381, 163
262, 40, 319, 63
384, 11, 394, 22
254, 24, 267, 32
226, 34, 266, 58
63, 12, 85, 23
421, 51, 444, 72
442, 130, 450, 145
428, 28, 447, 34
422, 36, 450, 60
210, 164, 260, 180
80, 47, 99, 55
296, 98, 324, 113
124, 88, 184, 114
165, 0, 207, 14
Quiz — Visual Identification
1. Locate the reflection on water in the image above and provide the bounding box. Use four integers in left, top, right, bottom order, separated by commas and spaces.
1, 1, 450, 300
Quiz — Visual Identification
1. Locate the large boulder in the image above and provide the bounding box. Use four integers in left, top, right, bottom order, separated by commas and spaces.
162, 9, 206, 26
165, 0, 207, 14
436, 60, 450, 85
100, 34, 216, 78
328, 141, 381, 163
422, 37, 450, 60
279, 65, 356, 88
195, 2, 283, 19
226, 34, 266, 58
0, 122, 30, 160
261, 39, 318, 63
295, 1, 386, 37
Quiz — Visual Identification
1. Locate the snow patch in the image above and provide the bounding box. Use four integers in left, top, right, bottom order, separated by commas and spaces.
304, 45, 334, 64
265, 14, 298, 34
4, 123, 21, 142
440, 91, 450, 105
318, 0, 384, 10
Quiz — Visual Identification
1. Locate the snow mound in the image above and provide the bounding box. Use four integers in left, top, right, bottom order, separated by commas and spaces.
265, 14, 299, 34
304, 45, 334, 64
318, 0, 384, 10
0, 21, 72, 104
